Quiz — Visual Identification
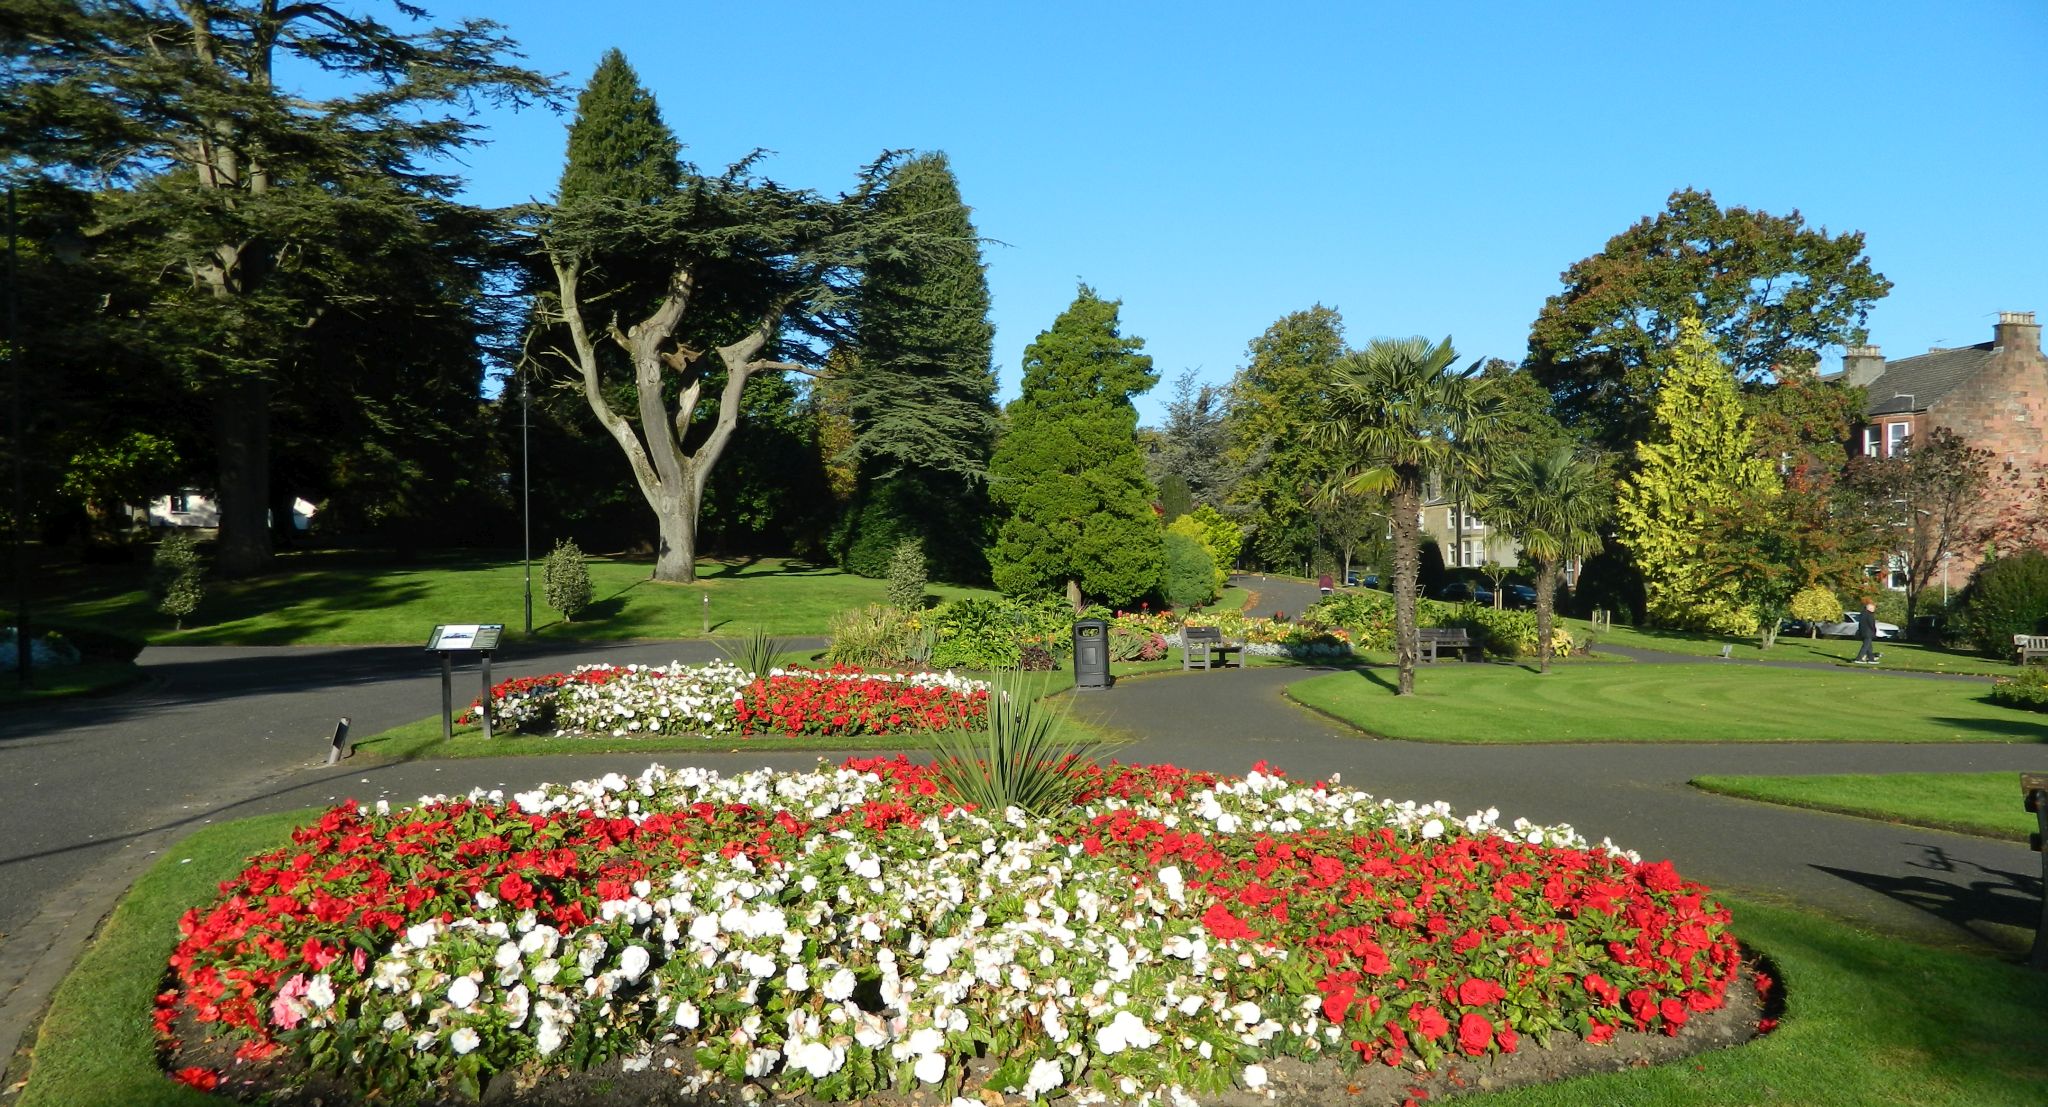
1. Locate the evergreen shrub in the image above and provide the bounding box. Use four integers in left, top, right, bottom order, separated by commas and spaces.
148, 532, 205, 630
1162, 531, 1217, 611
886, 538, 928, 611
1989, 666, 2048, 712
543, 539, 594, 621
1958, 550, 2048, 657
824, 604, 922, 668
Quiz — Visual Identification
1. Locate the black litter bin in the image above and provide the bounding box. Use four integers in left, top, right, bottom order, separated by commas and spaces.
1072, 618, 1109, 690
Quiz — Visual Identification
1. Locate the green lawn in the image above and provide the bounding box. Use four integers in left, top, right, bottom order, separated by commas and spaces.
1690, 772, 2041, 843
1286, 663, 2037, 743
23, 550, 997, 645
1581, 620, 2013, 676
20, 812, 2046, 1107
0, 659, 144, 707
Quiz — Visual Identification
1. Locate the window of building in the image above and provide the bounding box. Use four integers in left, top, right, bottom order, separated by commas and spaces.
1886, 553, 1909, 591
1886, 422, 1910, 456
1461, 506, 1484, 530
171, 490, 192, 514
1861, 426, 1880, 457
1462, 539, 1485, 567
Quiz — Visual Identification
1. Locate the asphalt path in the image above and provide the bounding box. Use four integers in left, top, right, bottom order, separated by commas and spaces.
1, 580, 2043, 1075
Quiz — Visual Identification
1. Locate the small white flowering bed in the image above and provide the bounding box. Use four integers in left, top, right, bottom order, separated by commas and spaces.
466, 662, 991, 739
161, 761, 1752, 1105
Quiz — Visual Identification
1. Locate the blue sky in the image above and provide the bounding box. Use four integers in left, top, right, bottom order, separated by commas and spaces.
419, 0, 2046, 423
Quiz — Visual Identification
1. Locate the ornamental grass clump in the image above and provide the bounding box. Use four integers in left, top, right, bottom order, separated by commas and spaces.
159, 761, 1751, 1106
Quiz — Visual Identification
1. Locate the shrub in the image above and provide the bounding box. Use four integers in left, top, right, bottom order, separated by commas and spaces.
824, 604, 922, 668
1162, 531, 1217, 611
718, 627, 789, 678
147, 532, 205, 630
886, 538, 928, 611
929, 596, 1075, 672
1990, 665, 2048, 712
1788, 585, 1840, 632
1958, 550, 2048, 656
542, 539, 593, 621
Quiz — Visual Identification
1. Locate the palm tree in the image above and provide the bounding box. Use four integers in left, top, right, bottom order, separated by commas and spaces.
1315, 336, 1491, 695
1480, 446, 1611, 672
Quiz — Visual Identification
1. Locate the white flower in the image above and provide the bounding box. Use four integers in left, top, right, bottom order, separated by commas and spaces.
618, 945, 651, 983
785, 963, 809, 991
446, 976, 479, 1010
823, 967, 857, 1001
450, 1028, 481, 1055
743, 1048, 781, 1078
1094, 1010, 1159, 1055
1243, 1064, 1268, 1089
673, 1000, 700, 1029
304, 974, 335, 1011
913, 1052, 947, 1084
789, 1039, 840, 1078
1421, 817, 1445, 840
1024, 1056, 1064, 1097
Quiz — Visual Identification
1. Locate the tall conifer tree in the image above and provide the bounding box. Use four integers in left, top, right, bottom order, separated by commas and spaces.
1614, 318, 1779, 633
835, 153, 998, 580
987, 287, 1162, 608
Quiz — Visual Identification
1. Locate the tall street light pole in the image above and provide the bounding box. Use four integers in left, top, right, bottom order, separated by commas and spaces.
521, 370, 533, 636
7, 185, 29, 688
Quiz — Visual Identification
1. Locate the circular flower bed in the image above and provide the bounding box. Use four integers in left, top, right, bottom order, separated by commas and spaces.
468, 662, 991, 739
160, 761, 1749, 1105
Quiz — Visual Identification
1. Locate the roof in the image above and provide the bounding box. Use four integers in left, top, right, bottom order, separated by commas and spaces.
1858, 342, 1997, 416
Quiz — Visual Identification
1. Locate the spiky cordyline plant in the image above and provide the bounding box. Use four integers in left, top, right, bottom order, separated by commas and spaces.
928, 676, 1113, 820
718, 627, 790, 679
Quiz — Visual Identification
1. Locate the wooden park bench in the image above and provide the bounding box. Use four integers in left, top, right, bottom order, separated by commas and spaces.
2025, 773, 2047, 970
2014, 634, 2048, 665
1418, 627, 1477, 664
1180, 625, 1243, 670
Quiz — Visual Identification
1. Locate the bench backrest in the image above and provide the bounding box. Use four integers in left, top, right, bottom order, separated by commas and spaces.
1419, 627, 1471, 642
2015, 635, 2048, 648
1183, 625, 1224, 644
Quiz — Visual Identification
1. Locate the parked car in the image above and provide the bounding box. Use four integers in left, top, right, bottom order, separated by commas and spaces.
1811, 611, 1902, 640
1436, 581, 1493, 606
1502, 584, 1539, 610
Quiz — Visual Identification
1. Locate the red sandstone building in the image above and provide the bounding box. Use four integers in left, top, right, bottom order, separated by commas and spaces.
1838, 310, 2047, 587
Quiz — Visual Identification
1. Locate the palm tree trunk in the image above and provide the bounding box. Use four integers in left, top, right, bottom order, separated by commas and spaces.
1536, 558, 1559, 674
1390, 474, 1421, 695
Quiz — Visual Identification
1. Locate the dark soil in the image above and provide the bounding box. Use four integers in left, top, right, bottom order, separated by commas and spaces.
168, 956, 1775, 1106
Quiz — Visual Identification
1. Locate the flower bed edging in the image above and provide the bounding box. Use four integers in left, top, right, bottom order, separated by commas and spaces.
161, 761, 1754, 1106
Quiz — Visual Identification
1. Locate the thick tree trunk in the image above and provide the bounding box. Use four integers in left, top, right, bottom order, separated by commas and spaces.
1066, 579, 1083, 614
1535, 559, 1558, 674
1390, 475, 1421, 695
654, 491, 696, 583
212, 378, 273, 577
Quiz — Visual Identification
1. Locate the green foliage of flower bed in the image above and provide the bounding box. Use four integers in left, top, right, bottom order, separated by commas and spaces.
1300, 593, 1573, 658
1988, 665, 2048, 712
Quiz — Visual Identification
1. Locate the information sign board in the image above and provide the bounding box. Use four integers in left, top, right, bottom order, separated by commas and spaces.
426, 624, 503, 652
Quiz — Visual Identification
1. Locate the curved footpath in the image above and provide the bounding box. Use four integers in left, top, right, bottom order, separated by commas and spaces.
2, 593, 2045, 1075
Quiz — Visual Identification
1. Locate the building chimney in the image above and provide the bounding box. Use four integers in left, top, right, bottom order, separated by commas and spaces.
1841, 344, 1886, 387
1995, 310, 2040, 353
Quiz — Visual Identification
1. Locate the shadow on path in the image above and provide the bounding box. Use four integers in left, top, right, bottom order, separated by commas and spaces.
1813, 843, 2044, 950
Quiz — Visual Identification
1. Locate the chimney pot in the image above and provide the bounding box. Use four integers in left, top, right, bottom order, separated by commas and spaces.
1842, 344, 1886, 388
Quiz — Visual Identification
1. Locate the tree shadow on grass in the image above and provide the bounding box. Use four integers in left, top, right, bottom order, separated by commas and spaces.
1351, 667, 1400, 694
1813, 843, 2043, 955
1931, 714, 2048, 741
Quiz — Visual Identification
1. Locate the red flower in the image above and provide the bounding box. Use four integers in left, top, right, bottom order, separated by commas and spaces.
1322, 981, 1357, 1023
1587, 1020, 1617, 1044
1456, 1011, 1493, 1056
1200, 902, 1255, 941
1456, 977, 1507, 1006
173, 1067, 220, 1092
1410, 1004, 1449, 1040
1496, 1025, 1519, 1053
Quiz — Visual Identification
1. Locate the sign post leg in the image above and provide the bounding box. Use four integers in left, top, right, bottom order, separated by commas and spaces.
479, 652, 493, 741
440, 652, 454, 740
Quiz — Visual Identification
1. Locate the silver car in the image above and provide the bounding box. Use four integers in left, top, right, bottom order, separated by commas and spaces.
1814, 611, 1902, 640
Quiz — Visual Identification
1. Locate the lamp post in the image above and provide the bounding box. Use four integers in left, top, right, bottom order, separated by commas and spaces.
520, 371, 533, 636
6, 185, 28, 688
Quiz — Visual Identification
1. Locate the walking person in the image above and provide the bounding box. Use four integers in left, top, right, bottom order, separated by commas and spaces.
1853, 599, 1881, 664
